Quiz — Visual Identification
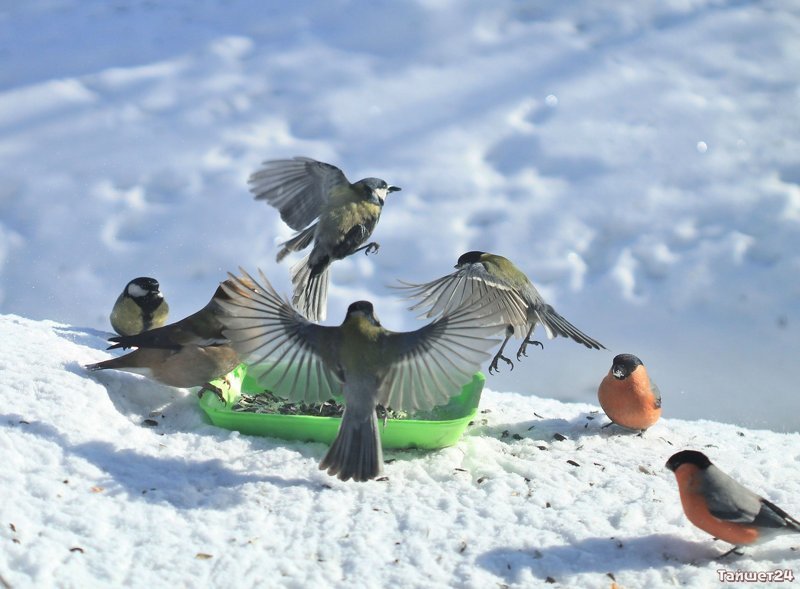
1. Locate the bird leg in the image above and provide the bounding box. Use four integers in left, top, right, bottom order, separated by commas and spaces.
516, 324, 543, 360
489, 326, 515, 374
377, 405, 389, 428
197, 382, 226, 405
354, 242, 380, 256
716, 545, 745, 559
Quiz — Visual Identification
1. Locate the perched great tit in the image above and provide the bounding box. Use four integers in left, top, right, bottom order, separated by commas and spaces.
86, 279, 248, 393
666, 450, 800, 557
248, 156, 401, 322
398, 251, 605, 373
110, 277, 169, 336
597, 353, 661, 431
218, 268, 503, 482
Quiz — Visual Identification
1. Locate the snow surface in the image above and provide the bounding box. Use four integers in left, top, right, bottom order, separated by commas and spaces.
2, 1, 800, 585
2, 314, 800, 589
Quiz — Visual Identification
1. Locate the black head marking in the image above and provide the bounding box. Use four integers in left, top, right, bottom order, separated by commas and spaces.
457, 251, 486, 266
611, 353, 643, 380
666, 450, 712, 472
346, 300, 380, 326
126, 277, 164, 313
360, 177, 388, 191
357, 177, 399, 204
129, 277, 160, 295
347, 300, 373, 313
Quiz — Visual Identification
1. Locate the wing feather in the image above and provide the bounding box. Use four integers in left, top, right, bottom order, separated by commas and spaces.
248, 157, 350, 231
396, 262, 528, 333
217, 268, 342, 403
378, 298, 504, 412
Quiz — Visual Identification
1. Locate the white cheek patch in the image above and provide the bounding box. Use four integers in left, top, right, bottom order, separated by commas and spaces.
128, 283, 152, 298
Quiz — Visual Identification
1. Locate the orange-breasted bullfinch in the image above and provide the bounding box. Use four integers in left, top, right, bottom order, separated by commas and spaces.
597, 353, 661, 431
86, 279, 250, 395
248, 156, 401, 322
397, 251, 605, 374
110, 277, 169, 336
666, 450, 800, 557
217, 268, 504, 482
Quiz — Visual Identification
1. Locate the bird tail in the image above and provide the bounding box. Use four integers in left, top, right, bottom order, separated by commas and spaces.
761, 498, 800, 534
319, 409, 383, 482
290, 254, 329, 322
276, 224, 316, 263
85, 357, 123, 372
531, 304, 605, 350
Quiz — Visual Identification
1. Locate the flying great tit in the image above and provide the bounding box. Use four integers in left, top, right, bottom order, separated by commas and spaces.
110, 277, 169, 336
86, 279, 248, 393
218, 268, 504, 482
248, 156, 401, 322
666, 450, 800, 557
398, 251, 605, 373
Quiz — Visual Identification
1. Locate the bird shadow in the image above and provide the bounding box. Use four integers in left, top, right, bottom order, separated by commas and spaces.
1, 414, 322, 508
475, 534, 718, 583
53, 325, 113, 350
65, 359, 202, 421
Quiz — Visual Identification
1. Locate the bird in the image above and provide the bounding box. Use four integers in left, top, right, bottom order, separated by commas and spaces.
86, 279, 248, 397
397, 251, 605, 374
666, 450, 800, 557
110, 277, 169, 336
217, 268, 504, 482
248, 156, 401, 322
597, 353, 661, 431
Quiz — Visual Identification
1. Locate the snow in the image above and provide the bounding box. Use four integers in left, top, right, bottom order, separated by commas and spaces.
2, 314, 799, 588
2, 1, 800, 586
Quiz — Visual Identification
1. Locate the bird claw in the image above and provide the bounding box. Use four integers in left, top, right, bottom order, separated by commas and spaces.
363, 242, 380, 256
198, 383, 226, 406
488, 353, 514, 374
516, 339, 543, 361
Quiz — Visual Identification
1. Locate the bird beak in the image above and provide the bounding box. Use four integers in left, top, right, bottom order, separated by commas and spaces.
388, 185, 401, 193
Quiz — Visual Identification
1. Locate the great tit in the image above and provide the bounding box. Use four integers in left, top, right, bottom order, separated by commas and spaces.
398, 251, 605, 374
666, 450, 800, 557
248, 156, 401, 322
218, 268, 503, 482
86, 279, 248, 393
110, 277, 169, 336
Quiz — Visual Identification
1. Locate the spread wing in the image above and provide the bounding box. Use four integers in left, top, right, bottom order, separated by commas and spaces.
217, 268, 343, 403
378, 298, 504, 412
248, 157, 350, 231
396, 262, 528, 333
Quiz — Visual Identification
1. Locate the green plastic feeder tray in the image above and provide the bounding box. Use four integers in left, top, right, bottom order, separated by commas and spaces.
199, 364, 484, 450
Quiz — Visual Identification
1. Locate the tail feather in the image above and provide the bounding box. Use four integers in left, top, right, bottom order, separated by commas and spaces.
276, 224, 317, 263
319, 410, 382, 482
290, 254, 330, 322
761, 498, 800, 534
533, 305, 605, 350
85, 361, 107, 372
